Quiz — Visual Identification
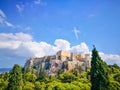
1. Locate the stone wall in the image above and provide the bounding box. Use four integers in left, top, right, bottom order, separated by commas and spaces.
56, 50, 71, 61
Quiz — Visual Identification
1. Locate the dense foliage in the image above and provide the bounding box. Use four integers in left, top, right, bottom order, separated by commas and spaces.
0, 48, 120, 90
90, 47, 110, 90
0, 64, 120, 90
0, 66, 91, 90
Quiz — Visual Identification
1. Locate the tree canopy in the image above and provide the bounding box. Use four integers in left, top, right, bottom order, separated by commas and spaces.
8, 64, 23, 90
90, 47, 110, 90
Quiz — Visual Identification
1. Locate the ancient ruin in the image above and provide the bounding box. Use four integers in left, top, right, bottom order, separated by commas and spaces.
24, 50, 91, 76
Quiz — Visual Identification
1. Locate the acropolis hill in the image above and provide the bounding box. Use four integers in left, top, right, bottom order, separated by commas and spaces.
24, 50, 91, 76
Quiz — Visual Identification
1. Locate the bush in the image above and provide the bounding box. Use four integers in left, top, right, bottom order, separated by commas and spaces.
23, 82, 34, 90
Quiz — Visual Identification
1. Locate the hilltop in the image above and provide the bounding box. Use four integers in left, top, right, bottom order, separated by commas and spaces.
24, 50, 91, 76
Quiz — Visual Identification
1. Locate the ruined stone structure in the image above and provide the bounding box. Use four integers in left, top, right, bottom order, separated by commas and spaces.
24, 50, 91, 76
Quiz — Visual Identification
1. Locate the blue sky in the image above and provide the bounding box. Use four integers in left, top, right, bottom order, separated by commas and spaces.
0, 0, 120, 68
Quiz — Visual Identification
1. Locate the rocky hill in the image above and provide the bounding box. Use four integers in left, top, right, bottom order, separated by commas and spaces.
24, 50, 91, 76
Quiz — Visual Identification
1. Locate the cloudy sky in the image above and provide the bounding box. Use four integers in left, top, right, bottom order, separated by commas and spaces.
0, 0, 120, 68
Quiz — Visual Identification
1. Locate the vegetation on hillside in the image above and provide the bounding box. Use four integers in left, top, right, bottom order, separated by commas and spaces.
0, 47, 120, 90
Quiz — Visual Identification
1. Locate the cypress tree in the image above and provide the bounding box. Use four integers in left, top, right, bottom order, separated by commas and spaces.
8, 64, 23, 90
90, 47, 110, 90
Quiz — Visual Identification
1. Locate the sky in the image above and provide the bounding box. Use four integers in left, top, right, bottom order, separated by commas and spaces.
0, 0, 120, 68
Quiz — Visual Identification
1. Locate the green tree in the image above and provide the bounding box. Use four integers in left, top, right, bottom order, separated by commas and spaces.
8, 64, 23, 90
24, 72, 37, 83
38, 67, 46, 82
90, 47, 110, 90
108, 64, 120, 74
110, 81, 120, 90
34, 81, 41, 90
48, 75, 57, 83
22, 82, 34, 90
114, 73, 120, 83
72, 81, 91, 90
0, 72, 9, 90
58, 72, 77, 83
0, 78, 8, 90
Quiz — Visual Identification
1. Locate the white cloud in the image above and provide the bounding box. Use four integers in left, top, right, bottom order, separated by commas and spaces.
16, 4, 24, 15
0, 9, 6, 25
0, 33, 54, 58
34, 0, 41, 4
99, 52, 120, 65
24, 26, 32, 31
0, 33, 88, 58
0, 32, 32, 42
0, 9, 6, 18
0, 9, 14, 28
22, 41, 56, 57
0, 9, 32, 30
4, 21, 14, 28
15, 1, 47, 17
15, 25, 32, 31
0, 9, 16, 28
54, 39, 70, 51
0, 32, 32, 50
0, 32, 120, 66
73, 27, 80, 40
34, 0, 47, 6
71, 42, 90, 54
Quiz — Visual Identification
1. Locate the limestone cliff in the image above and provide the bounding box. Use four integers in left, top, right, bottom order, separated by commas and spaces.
24, 50, 91, 76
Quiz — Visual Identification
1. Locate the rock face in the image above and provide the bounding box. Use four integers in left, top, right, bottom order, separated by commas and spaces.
24, 50, 91, 76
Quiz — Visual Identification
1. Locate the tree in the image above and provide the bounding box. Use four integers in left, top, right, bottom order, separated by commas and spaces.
0, 78, 8, 90
0, 72, 9, 90
114, 73, 120, 83
90, 47, 110, 90
110, 81, 120, 90
108, 64, 120, 74
24, 72, 37, 83
34, 81, 41, 90
8, 64, 23, 90
58, 72, 77, 83
38, 67, 46, 82
22, 82, 34, 90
